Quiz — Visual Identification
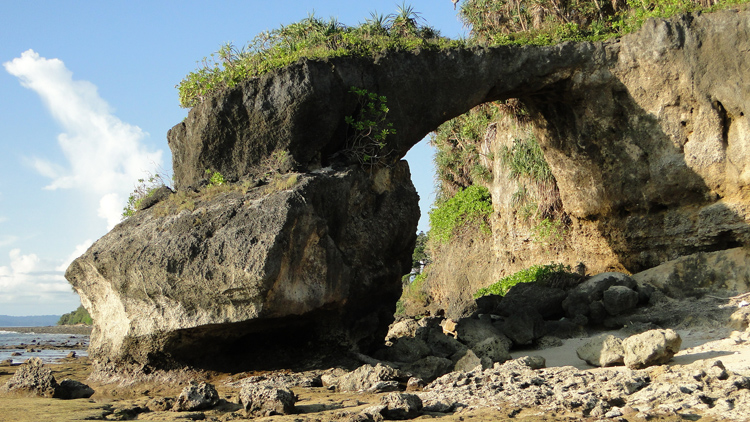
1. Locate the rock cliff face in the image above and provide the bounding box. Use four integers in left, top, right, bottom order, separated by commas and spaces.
67, 9, 750, 373
67, 165, 418, 372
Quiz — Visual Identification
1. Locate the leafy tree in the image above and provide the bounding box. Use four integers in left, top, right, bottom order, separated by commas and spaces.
412, 231, 431, 270
57, 305, 93, 325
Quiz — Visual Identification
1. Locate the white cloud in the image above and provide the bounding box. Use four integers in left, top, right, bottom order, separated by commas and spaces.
55, 239, 93, 272
0, 249, 70, 294
98, 193, 125, 230
3, 49, 163, 226
0, 248, 80, 316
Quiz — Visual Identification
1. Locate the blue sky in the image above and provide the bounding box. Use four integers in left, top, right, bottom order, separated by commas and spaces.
0, 1, 466, 316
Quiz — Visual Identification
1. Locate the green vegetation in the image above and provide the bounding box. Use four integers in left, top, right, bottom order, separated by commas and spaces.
344, 87, 396, 166
122, 173, 168, 220
397, 272, 429, 315
177, 0, 748, 107
57, 305, 92, 325
501, 132, 562, 220
205, 169, 226, 187
459, 0, 749, 46
429, 185, 493, 243
474, 263, 571, 298
412, 231, 430, 270
178, 5, 457, 108
432, 103, 500, 196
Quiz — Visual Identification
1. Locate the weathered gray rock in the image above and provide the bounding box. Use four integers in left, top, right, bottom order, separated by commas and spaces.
67, 165, 418, 373
544, 318, 586, 339
67, 9, 750, 376
56, 379, 95, 400
0, 357, 57, 398
603, 285, 639, 316
622, 328, 682, 369
500, 282, 567, 319
337, 364, 400, 393
385, 319, 421, 342
632, 248, 750, 298
495, 307, 545, 346
576, 334, 625, 367
239, 384, 296, 417
136, 185, 174, 211
402, 356, 453, 383
453, 350, 489, 373
470, 336, 511, 364
455, 318, 512, 350
379, 393, 423, 420
375, 337, 431, 363
172, 381, 219, 411
562, 273, 636, 318
425, 328, 468, 359
0, 358, 94, 399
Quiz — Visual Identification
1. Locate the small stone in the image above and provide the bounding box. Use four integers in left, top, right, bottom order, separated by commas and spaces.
379, 393, 423, 420
605, 407, 623, 418
406, 377, 425, 392
172, 381, 219, 411
239, 384, 296, 416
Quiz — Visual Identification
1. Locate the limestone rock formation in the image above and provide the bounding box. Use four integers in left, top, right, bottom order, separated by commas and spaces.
67, 8, 750, 374
576, 334, 625, 367
622, 329, 682, 369
67, 165, 418, 373
172, 381, 219, 412
0, 357, 94, 399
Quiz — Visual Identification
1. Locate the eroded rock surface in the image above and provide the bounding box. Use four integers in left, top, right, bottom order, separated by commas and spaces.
67, 165, 418, 373
67, 9, 750, 375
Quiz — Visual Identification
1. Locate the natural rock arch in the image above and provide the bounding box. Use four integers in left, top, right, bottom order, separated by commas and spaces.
68, 10, 750, 375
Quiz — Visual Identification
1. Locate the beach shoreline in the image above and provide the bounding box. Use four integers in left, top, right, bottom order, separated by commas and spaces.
0, 326, 92, 335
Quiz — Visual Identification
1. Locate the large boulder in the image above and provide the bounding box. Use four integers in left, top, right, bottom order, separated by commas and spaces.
576, 334, 625, 367
173, 381, 220, 412
0, 358, 94, 399
622, 329, 682, 369
632, 248, 750, 298
0, 357, 57, 398
239, 384, 296, 417
66, 165, 418, 373
562, 273, 636, 320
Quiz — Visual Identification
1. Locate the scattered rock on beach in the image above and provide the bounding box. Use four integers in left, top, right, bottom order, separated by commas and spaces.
1, 357, 57, 397
622, 328, 682, 369
379, 393, 423, 420
576, 334, 625, 367
56, 379, 95, 400
239, 384, 296, 417
336, 364, 400, 393
172, 381, 219, 411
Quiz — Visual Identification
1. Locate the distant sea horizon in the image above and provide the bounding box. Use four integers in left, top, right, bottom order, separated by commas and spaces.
0, 314, 61, 327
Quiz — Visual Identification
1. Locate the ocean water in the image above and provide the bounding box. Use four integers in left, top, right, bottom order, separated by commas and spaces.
0, 330, 89, 364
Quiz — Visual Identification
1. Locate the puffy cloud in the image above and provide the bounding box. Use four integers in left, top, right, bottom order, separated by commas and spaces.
0, 248, 79, 315
3, 49, 164, 227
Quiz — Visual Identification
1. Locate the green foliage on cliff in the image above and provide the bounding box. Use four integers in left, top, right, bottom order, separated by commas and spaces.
57, 305, 92, 325
344, 87, 397, 166
429, 185, 493, 243
412, 231, 430, 269
178, 5, 457, 108
459, 0, 749, 46
474, 263, 570, 298
432, 103, 500, 197
122, 173, 168, 220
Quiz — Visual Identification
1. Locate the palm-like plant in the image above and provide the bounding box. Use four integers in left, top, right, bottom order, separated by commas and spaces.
387, 2, 425, 36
